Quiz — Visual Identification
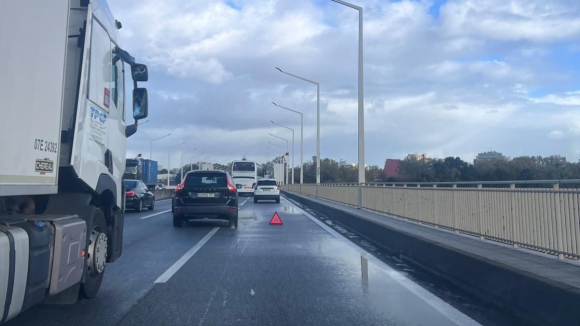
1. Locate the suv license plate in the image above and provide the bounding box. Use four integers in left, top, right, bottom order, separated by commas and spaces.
194, 193, 215, 198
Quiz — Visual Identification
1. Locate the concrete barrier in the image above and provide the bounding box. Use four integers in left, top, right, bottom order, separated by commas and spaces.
283, 191, 580, 326
153, 189, 174, 201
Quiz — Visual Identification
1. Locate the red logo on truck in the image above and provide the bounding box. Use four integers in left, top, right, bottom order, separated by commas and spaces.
103, 88, 110, 108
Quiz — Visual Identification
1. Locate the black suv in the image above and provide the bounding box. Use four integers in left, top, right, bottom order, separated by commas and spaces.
172, 170, 238, 228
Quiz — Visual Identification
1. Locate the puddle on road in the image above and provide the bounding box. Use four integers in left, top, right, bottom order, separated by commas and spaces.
281, 205, 300, 214
238, 210, 257, 220
361, 254, 369, 293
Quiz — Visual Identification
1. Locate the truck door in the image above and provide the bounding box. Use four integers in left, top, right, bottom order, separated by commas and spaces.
108, 38, 127, 201
71, 17, 126, 208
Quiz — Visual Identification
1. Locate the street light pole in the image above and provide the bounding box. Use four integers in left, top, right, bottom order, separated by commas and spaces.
331, 0, 365, 185
150, 133, 171, 160
275, 68, 320, 185
272, 102, 303, 184
181, 148, 197, 182
271, 120, 294, 184
167, 142, 185, 186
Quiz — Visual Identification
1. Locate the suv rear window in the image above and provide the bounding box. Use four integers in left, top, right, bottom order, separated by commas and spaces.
257, 180, 277, 186
185, 173, 227, 187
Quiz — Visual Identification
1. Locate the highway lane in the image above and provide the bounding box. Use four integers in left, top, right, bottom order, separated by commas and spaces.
8, 195, 499, 326
6, 199, 219, 326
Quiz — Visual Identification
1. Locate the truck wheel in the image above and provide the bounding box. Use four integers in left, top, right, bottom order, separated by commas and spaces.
135, 199, 143, 212
81, 208, 108, 299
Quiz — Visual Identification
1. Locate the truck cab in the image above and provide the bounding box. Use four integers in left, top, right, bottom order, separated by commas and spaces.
0, 0, 149, 322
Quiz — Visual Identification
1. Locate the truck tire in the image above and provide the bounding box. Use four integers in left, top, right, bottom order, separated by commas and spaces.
80, 208, 108, 299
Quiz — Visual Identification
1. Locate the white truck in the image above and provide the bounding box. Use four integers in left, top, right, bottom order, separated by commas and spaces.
0, 0, 149, 323
199, 162, 215, 171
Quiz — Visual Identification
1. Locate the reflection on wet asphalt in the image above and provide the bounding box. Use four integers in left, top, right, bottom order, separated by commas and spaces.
288, 198, 529, 326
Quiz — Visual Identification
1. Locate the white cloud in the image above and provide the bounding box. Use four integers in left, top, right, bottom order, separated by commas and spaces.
440, 0, 580, 42
108, 0, 580, 166
531, 91, 580, 106
549, 130, 564, 139
156, 91, 197, 101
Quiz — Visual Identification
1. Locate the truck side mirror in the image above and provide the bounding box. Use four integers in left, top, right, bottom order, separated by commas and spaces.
133, 88, 148, 120
131, 63, 148, 82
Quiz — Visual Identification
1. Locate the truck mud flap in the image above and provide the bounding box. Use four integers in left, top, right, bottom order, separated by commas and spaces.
0, 226, 29, 323
108, 211, 124, 262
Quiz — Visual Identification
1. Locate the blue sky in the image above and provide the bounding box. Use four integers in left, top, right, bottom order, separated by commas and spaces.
109, 0, 580, 169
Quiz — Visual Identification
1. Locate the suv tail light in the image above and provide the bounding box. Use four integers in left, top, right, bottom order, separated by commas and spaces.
227, 180, 237, 193
175, 182, 185, 194
126, 190, 135, 197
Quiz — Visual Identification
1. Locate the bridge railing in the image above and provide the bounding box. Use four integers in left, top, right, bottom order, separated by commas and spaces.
281, 180, 580, 259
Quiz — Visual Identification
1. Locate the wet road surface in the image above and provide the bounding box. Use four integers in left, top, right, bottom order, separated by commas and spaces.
6, 195, 505, 325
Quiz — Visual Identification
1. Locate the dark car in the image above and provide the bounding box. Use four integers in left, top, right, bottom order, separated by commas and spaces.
172, 170, 239, 228
124, 179, 155, 212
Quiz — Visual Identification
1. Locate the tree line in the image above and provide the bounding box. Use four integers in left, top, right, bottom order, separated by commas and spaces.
162, 155, 578, 185
396, 156, 580, 183
259, 157, 383, 184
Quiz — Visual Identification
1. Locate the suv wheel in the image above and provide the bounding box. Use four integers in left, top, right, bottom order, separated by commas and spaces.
173, 215, 184, 228
276, 197, 280, 204
229, 215, 238, 229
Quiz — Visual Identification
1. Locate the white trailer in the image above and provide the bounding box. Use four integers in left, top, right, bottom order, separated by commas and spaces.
273, 163, 285, 185
0, 0, 149, 322
199, 162, 214, 170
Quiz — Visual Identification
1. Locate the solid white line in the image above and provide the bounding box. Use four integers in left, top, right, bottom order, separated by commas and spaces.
139, 210, 171, 220
289, 200, 482, 326
239, 197, 251, 206
154, 227, 220, 284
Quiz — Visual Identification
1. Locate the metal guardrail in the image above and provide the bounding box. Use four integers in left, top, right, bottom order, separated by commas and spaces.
282, 181, 580, 259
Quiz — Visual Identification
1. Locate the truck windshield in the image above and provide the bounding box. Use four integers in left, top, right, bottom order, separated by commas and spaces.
124, 180, 138, 190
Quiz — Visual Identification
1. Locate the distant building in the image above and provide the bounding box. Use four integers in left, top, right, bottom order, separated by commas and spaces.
384, 159, 400, 178
406, 153, 428, 162
474, 151, 506, 164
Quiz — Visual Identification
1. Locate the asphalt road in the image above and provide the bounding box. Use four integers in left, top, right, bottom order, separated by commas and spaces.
7, 195, 487, 326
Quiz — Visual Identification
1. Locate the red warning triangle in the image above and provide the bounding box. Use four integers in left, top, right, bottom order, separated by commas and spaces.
269, 212, 283, 225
